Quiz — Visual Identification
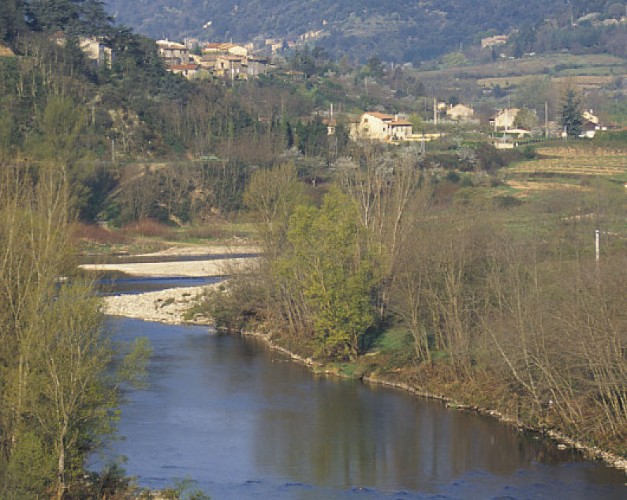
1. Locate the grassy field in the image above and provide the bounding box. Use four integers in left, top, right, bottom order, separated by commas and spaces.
420, 53, 626, 81
416, 53, 626, 96
501, 146, 627, 196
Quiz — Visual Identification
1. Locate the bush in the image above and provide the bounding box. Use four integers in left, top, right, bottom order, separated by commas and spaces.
121, 219, 172, 238
71, 222, 127, 245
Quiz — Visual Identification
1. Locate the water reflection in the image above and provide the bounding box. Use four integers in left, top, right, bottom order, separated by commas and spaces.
103, 318, 626, 499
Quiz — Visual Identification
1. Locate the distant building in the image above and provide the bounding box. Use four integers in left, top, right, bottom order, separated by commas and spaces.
214, 55, 247, 80
168, 63, 202, 79
580, 110, 607, 138
323, 118, 337, 136
446, 103, 474, 121
582, 110, 599, 125
246, 57, 271, 77
79, 37, 113, 67
481, 35, 508, 48
491, 108, 521, 130
157, 40, 190, 64
351, 112, 413, 142
202, 42, 249, 58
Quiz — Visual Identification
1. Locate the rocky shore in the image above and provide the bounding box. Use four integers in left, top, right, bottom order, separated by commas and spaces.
103, 285, 215, 325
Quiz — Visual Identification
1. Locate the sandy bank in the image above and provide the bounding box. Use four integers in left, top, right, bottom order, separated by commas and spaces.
136, 243, 261, 257
94, 245, 256, 323
81, 256, 258, 277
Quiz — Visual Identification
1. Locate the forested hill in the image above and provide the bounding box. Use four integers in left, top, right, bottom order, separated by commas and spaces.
103, 0, 623, 61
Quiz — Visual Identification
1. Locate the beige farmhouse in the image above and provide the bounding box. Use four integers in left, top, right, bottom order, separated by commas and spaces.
491, 108, 520, 130
446, 104, 474, 121
481, 35, 508, 48
351, 112, 413, 141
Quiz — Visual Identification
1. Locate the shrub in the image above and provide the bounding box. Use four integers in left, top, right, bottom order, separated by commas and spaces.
121, 219, 172, 238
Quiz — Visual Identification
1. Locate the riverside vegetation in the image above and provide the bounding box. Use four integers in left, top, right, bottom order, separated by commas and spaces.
0, 0, 625, 496
0, 167, 152, 499
201, 154, 626, 464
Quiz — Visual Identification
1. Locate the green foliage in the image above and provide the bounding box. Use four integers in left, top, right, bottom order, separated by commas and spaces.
117, 337, 153, 388
365, 56, 384, 79
4, 431, 56, 497
294, 117, 329, 157
105, 0, 613, 62
0, 0, 25, 41
475, 143, 505, 172
560, 89, 584, 136
28, 95, 86, 165
592, 129, 627, 147
26, 0, 112, 36
0, 167, 150, 497
161, 477, 211, 500
373, 327, 416, 369
512, 77, 552, 115
513, 108, 539, 130
244, 163, 306, 254
442, 52, 468, 68
282, 188, 376, 360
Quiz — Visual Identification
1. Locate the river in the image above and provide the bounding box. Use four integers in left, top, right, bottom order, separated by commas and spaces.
98, 315, 625, 499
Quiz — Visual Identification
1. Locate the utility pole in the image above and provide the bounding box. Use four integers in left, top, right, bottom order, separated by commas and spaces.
433, 97, 437, 125
545, 101, 549, 138
595, 229, 600, 262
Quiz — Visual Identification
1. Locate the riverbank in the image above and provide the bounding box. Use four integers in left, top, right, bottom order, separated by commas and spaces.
103, 285, 215, 324
239, 327, 627, 475
90, 243, 256, 323
94, 247, 627, 476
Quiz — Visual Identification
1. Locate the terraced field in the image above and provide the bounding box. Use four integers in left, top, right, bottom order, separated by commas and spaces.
503, 147, 627, 195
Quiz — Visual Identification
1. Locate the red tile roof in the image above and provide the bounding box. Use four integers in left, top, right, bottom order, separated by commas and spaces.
366, 112, 394, 121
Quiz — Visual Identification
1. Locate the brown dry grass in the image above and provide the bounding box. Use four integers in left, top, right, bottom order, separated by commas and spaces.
72, 223, 127, 245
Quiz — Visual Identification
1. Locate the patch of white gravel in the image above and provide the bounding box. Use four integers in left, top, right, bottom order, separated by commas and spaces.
136, 243, 261, 257
103, 284, 217, 325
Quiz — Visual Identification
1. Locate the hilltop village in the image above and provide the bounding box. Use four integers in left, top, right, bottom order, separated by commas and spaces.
32, 21, 618, 153
153, 36, 613, 144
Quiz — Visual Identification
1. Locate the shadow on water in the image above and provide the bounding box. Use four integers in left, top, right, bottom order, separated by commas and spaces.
80, 252, 260, 265
95, 316, 626, 500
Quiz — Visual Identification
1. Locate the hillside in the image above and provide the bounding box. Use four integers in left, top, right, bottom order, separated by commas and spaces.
103, 0, 625, 61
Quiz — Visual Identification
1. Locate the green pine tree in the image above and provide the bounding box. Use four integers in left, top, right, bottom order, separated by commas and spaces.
560, 89, 583, 137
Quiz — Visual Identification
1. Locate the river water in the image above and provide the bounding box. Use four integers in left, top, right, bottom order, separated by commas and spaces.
99, 316, 625, 499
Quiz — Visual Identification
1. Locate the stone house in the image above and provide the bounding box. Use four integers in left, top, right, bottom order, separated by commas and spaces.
446, 104, 474, 121
157, 40, 190, 64
168, 63, 201, 79
491, 108, 521, 130
202, 43, 248, 58
351, 112, 413, 141
481, 35, 508, 48
246, 57, 271, 77
214, 55, 247, 80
